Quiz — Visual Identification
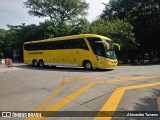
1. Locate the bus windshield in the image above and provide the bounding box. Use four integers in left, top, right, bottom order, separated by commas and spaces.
87, 37, 117, 59
102, 39, 117, 59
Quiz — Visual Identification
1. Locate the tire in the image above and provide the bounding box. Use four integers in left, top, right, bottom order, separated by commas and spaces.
83, 61, 92, 70
39, 60, 44, 68
32, 60, 38, 67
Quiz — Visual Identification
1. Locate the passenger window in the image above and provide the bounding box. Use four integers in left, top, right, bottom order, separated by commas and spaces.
87, 37, 105, 57
24, 38, 89, 51
75, 39, 88, 50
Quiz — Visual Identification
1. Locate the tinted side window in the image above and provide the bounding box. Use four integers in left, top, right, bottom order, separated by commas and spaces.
87, 38, 105, 57
53, 41, 64, 49
24, 38, 88, 51
24, 43, 44, 51
63, 40, 75, 49
87, 38, 99, 54
37, 43, 44, 50
75, 39, 89, 50
29, 44, 33, 50
44, 43, 50, 50
24, 44, 29, 50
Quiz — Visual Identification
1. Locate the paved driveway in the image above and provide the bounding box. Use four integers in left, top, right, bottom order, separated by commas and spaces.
0, 63, 160, 120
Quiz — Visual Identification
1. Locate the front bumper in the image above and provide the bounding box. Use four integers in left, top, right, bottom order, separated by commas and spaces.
95, 59, 118, 69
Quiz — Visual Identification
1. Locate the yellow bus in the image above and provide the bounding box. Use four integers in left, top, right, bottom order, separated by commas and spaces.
23, 34, 120, 69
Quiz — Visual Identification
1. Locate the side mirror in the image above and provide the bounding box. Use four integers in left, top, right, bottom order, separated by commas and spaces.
95, 41, 110, 50
114, 43, 120, 50
104, 42, 110, 50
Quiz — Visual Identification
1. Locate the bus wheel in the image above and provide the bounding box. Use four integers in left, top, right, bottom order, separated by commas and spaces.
32, 60, 38, 67
39, 60, 44, 68
83, 61, 92, 70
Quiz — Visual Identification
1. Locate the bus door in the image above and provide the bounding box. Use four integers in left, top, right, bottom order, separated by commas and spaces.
70, 50, 79, 66
63, 40, 78, 67
72, 39, 89, 66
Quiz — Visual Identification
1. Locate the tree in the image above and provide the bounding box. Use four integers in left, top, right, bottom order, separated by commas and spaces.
89, 19, 136, 49
0, 29, 7, 58
0, 29, 6, 47
89, 18, 136, 64
101, 0, 160, 63
24, 0, 89, 23
70, 18, 90, 35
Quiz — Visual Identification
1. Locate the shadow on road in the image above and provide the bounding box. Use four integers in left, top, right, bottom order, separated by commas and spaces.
133, 88, 160, 111
118, 63, 160, 66
14, 64, 114, 72
114, 88, 160, 120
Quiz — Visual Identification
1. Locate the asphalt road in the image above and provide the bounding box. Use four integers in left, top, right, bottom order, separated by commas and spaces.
0, 63, 160, 120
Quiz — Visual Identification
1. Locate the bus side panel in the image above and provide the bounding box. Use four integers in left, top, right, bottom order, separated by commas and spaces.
71, 49, 96, 68
24, 50, 31, 65
45, 49, 77, 67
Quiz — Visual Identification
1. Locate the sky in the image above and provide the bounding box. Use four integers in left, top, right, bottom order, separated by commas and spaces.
0, 0, 109, 29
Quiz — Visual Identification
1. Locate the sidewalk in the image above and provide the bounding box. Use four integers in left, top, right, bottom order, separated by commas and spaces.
0, 63, 20, 73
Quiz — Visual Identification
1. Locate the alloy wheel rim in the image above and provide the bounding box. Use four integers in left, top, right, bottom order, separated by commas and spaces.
86, 63, 91, 69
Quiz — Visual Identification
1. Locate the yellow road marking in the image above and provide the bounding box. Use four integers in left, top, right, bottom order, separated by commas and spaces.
36, 76, 159, 111
35, 76, 105, 111
35, 79, 65, 111
26, 76, 160, 120
92, 76, 158, 85
94, 82, 160, 120
158, 96, 160, 111
46, 83, 95, 111
95, 89, 125, 118
40, 76, 159, 119
26, 83, 95, 120
26, 76, 102, 120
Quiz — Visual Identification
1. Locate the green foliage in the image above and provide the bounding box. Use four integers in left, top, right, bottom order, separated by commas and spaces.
24, 0, 89, 22
101, 0, 160, 50
0, 29, 7, 58
0, 17, 90, 58
24, 0, 89, 36
0, 17, 136, 59
70, 18, 90, 35
1, 0, 159, 63
0, 29, 6, 47
89, 19, 136, 49
0, 27, 21, 58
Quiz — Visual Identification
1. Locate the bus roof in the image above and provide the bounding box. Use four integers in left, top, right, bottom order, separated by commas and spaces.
24, 34, 111, 44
